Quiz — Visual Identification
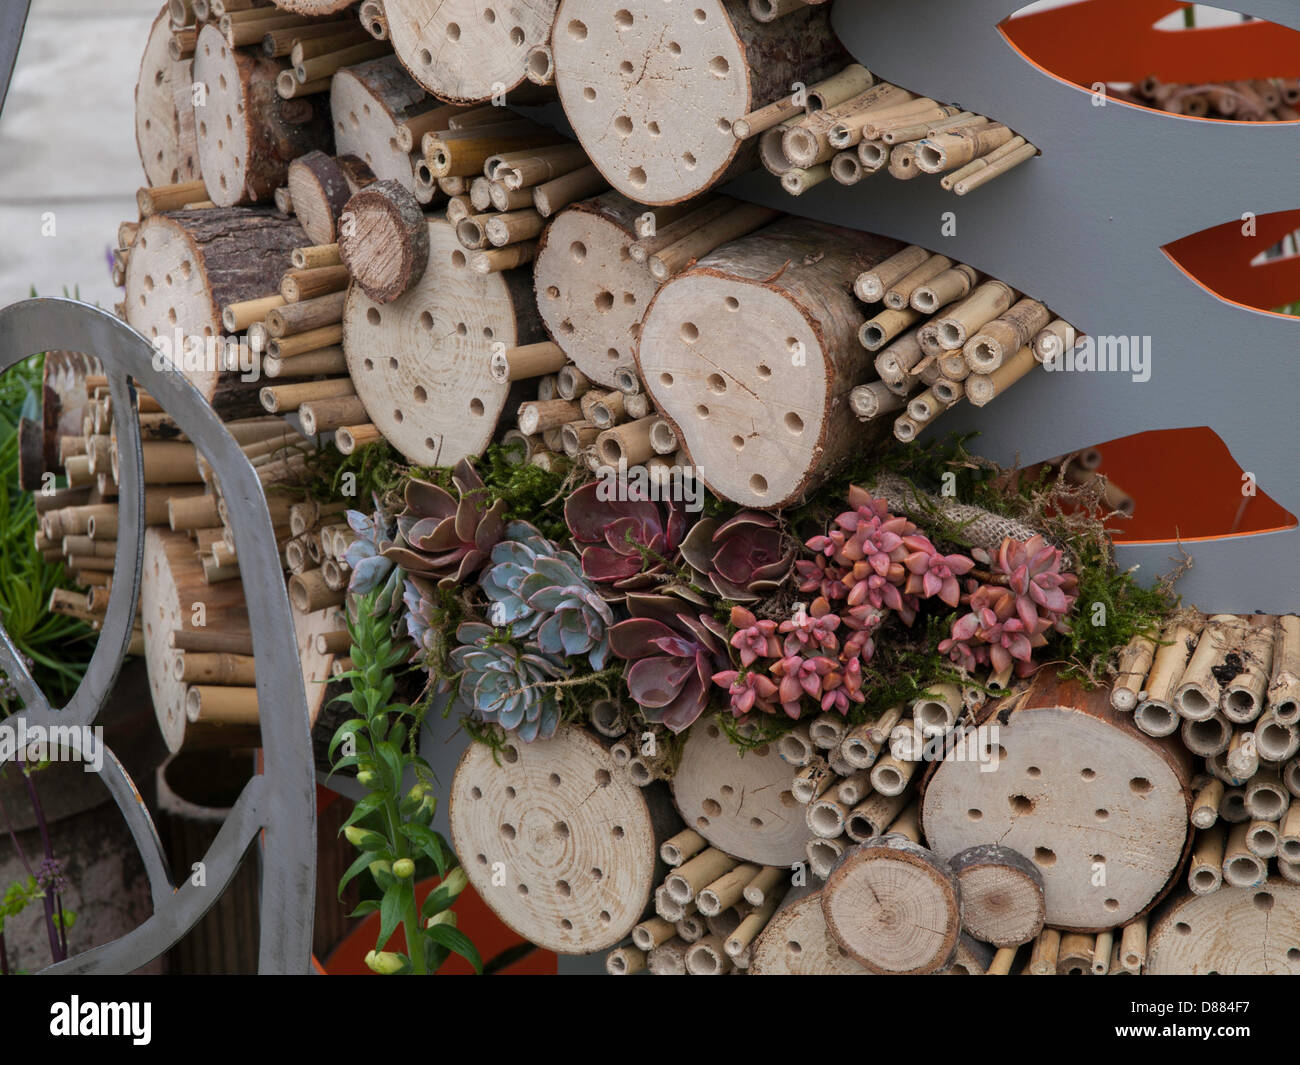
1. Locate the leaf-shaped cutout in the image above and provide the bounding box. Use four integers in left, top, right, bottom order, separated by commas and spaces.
1086, 427, 1295, 544
1001, 0, 1300, 122
1164, 209, 1300, 313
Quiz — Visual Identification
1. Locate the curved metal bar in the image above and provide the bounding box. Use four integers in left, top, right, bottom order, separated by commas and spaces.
42, 776, 268, 974
0, 298, 317, 974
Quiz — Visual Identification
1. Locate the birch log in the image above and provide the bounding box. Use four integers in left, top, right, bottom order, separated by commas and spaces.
330, 55, 431, 189
125, 207, 306, 415
748, 884, 871, 974
921, 666, 1194, 932
448, 725, 682, 954
192, 24, 333, 206
532, 192, 662, 388
638, 218, 900, 508
385, 0, 559, 105
342, 214, 546, 465
553, 0, 845, 204
1146, 882, 1300, 974
671, 717, 808, 867
822, 834, 962, 974
136, 5, 201, 187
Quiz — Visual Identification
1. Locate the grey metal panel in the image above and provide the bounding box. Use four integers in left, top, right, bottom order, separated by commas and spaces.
0, 298, 317, 974
728, 0, 1300, 612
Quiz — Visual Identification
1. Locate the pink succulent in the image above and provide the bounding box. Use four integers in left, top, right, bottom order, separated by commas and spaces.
712, 669, 780, 717
900, 533, 976, 607
728, 606, 781, 667
820, 656, 865, 715
778, 597, 841, 656
772, 655, 837, 719
993, 535, 1078, 632
794, 556, 849, 601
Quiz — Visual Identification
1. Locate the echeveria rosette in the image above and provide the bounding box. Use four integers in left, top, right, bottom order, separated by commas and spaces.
480, 521, 616, 669
778, 596, 841, 656
609, 594, 728, 733
564, 482, 689, 592
938, 584, 1047, 676
712, 668, 780, 718
344, 505, 404, 615
680, 511, 793, 601
899, 533, 976, 608
729, 606, 781, 667
994, 534, 1079, 633
450, 621, 567, 742
479, 522, 561, 638
383, 459, 505, 589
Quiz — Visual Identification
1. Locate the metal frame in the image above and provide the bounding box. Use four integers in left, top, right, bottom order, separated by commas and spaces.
0, 298, 316, 974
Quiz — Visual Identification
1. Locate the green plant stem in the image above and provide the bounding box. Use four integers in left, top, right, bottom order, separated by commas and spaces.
382, 794, 426, 975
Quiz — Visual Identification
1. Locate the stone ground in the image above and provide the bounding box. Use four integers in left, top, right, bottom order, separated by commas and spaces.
0, 0, 161, 311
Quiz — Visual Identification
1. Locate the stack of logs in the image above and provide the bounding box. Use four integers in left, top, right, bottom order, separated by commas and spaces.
32, 361, 349, 754
1112, 75, 1300, 121
441, 659, 1300, 974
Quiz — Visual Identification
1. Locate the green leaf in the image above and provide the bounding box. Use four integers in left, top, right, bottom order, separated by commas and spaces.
378, 885, 405, 947
342, 793, 386, 830
376, 742, 406, 791
328, 718, 368, 760
426, 923, 482, 974
338, 851, 378, 900
348, 900, 381, 919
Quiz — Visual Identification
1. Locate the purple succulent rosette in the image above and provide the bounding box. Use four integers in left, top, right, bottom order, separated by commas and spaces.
564, 481, 689, 592
680, 510, 793, 601
383, 459, 504, 588
608, 593, 728, 733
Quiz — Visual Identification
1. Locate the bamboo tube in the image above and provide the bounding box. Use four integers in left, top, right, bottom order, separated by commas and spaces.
660, 829, 707, 868
266, 324, 344, 359
496, 144, 591, 190
186, 684, 257, 725
263, 348, 348, 379
288, 569, 346, 613
631, 916, 677, 952
684, 934, 731, 975
988, 946, 1017, 975
1222, 821, 1267, 887
860, 306, 922, 351
470, 244, 536, 274
647, 204, 781, 282
915, 124, 1013, 172
1246, 818, 1278, 858
336, 424, 381, 454
953, 143, 1038, 195
665, 849, 738, 905
742, 866, 786, 907
1117, 918, 1146, 973
1111, 632, 1159, 712
484, 209, 544, 248
777, 722, 814, 766
138, 179, 209, 217
597, 417, 657, 467
696, 863, 761, 916
1281, 799, 1300, 864
604, 945, 645, 975
175, 651, 256, 686
791, 761, 834, 804
560, 421, 599, 458
884, 254, 952, 310
1056, 933, 1095, 975
424, 124, 564, 180
886, 141, 922, 179
1092, 930, 1114, 975
1224, 615, 1275, 723
489, 341, 567, 384
1135, 620, 1198, 737
934, 280, 1015, 349
258, 378, 354, 414
299, 395, 370, 436
266, 291, 346, 337
1191, 778, 1225, 829
580, 389, 624, 427
1176, 615, 1240, 720
1027, 928, 1060, 975
965, 298, 1052, 373
533, 165, 608, 217
966, 345, 1038, 406
517, 399, 582, 436
280, 265, 349, 303
911, 264, 979, 315
1269, 615, 1300, 724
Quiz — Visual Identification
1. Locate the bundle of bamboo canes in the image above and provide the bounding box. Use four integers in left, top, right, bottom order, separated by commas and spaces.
847, 242, 1080, 443
740, 71, 1038, 197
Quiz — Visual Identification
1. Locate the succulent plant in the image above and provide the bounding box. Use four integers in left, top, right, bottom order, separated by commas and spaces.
680, 511, 793, 601
608, 594, 728, 732
479, 521, 616, 669
450, 621, 566, 742
779, 597, 841, 656
564, 481, 689, 592
794, 555, 849, 601
899, 533, 976, 607
712, 667, 780, 717
993, 534, 1078, 632
383, 459, 505, 589
939, 582, 1049, 675
345, 505, 404, 615
728, 605, 781, 667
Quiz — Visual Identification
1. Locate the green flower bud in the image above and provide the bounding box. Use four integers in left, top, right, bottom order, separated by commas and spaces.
406, 782, 430, 804
427, 909, 458, 930
441, 866, 468, 898
366, 950, 405, 975
343, 825, 369, 846
393, 858, 416, 879
356, 770, 379, 788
